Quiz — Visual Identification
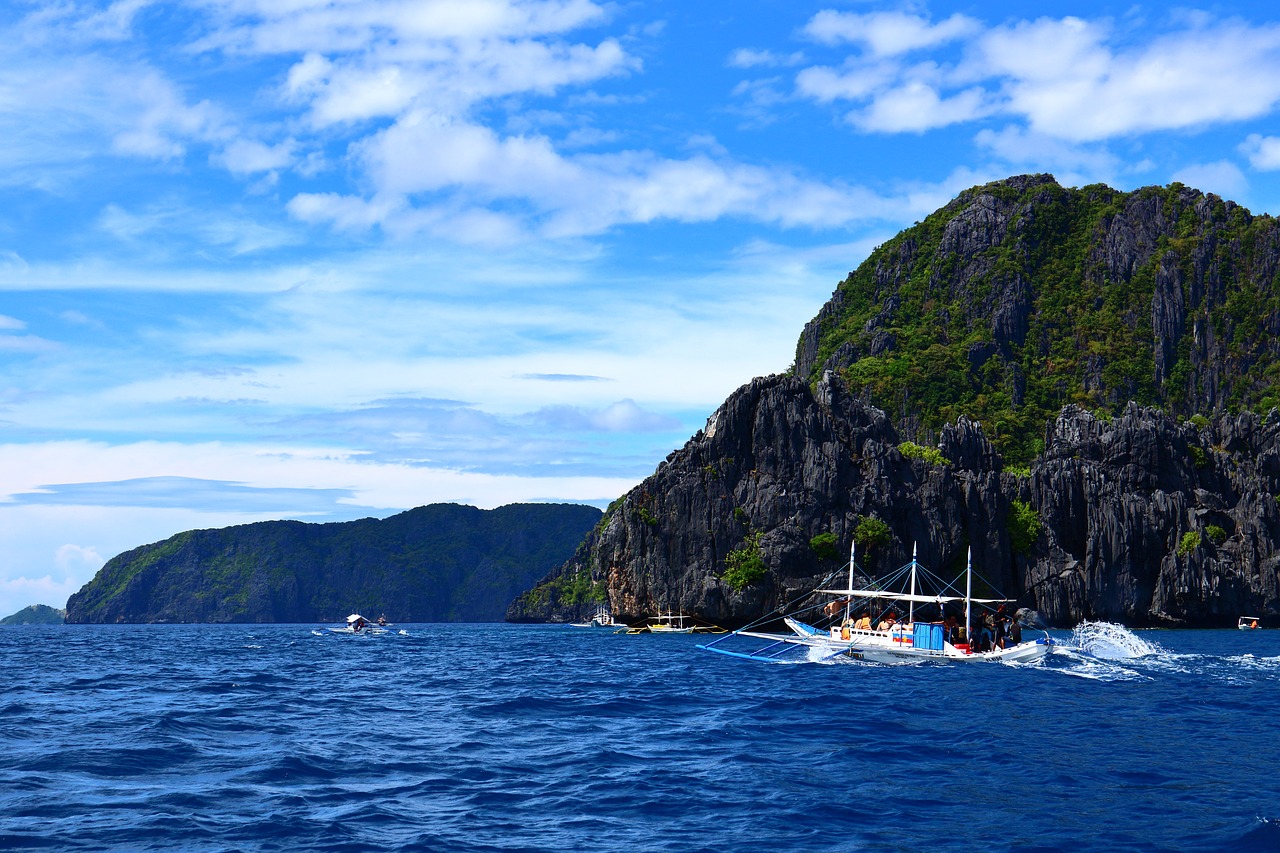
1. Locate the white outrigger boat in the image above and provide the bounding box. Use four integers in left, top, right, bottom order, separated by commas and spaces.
700, 543, 1053, 664
645, 611, 696, 633
1238, 616, 1262, 630
570, 605, 619, 628
327, 613, 389, 634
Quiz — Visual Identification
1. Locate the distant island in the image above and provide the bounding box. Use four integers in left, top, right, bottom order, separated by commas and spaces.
1, 604, 66, 625
66, 502, 601, 623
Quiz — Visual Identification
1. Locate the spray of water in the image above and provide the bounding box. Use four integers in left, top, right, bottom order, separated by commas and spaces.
1070, 621, 1165, 659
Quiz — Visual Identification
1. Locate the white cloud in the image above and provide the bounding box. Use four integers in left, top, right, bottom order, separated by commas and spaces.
289, 109, 911, 240
0, 315, 25, 331
214, 138, 298, 174
978, 18, 1280, 141
794, 12, 1280, 144
974, 125, 1122, 186
801, 10, 980, 56
1170, 161, 1247, 198
0, 335, 57, 353
530, 399, 680, 432
794, 61, 896, 103
1240, 134, 1280, 170
96, 202, 300, 256
108, 69, 230, 159
0, 573, 85, 616
18, 0, 152, 45
270, 13, 636, 128
852, 82, 988, 133
0, 252, 28, 274
727, 48, 805, 69
203, 0, 612, 54
55, 543, 105, 576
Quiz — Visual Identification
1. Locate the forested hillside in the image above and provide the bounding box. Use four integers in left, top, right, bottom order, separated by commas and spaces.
66, 502, 601, 623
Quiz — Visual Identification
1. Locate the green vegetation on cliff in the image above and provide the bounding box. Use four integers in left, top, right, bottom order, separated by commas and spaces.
797, 175, 1280, 463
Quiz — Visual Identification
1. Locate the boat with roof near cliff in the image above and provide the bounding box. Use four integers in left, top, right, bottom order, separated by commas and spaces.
570, 605, 619, 628
700, 543, 1054, 664
619, 611, 726, 634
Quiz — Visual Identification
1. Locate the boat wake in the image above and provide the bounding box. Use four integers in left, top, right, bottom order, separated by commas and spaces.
1070, 621, 1166, 658
1044, 622, 1178, 681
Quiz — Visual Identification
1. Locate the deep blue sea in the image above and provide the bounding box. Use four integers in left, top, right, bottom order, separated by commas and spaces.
2, 622, 1278, 852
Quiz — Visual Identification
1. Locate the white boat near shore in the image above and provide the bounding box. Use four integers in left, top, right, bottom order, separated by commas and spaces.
571, 606, 619, 628
701, 543, 1053, 664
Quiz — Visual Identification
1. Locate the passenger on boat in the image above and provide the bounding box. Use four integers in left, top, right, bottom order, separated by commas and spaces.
1008, 617, 1022, 645
824, 597, 851, 617
854, 613, 872, 630
969, 614, 993, 652
994, 614, 1009, 649
877, 612, 897, 631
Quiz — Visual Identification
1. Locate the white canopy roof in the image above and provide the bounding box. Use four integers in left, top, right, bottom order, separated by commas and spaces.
817, 589, 1012, 604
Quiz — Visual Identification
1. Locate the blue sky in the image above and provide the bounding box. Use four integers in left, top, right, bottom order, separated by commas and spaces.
5, 0, 1280, 615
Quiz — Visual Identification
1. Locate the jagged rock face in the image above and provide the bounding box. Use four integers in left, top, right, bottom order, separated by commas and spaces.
510, 375, 1280, 628
1028, 404, 1280, 624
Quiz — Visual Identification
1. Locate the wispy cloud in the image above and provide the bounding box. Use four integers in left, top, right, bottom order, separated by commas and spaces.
14, 476, 358, 513
519, 373, 611, 382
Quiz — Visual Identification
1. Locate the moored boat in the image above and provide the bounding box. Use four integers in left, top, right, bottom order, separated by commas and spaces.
1238, 616, 1262, 630
700, 543, 1053, 664
645, 611, 695, 633
570, 605, 619, 628
619, 611, 726, 634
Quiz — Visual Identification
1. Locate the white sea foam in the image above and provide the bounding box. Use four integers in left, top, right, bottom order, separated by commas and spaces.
1049, 644, 1148, 681
1070, 621, 1165, 659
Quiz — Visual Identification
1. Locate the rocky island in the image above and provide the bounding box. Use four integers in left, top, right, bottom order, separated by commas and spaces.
510, 175, 1280, 628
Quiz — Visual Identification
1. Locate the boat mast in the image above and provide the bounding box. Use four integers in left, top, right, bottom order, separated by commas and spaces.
964, 546, 973, 646
844, 540, 855, 624
909, 542, 917, 625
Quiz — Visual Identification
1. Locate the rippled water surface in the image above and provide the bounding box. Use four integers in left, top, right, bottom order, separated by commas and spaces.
2, 622, 1279, 851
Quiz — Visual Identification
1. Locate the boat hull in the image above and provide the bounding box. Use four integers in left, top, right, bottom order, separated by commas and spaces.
733, 621, 1054, 664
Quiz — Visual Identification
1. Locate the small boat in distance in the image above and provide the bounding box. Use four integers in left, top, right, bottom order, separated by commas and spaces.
326, 613, 389, 634
570, 605, 618, 628
620, 611, 726, 634
1238, 616, 1262, 630
646, 611, 695, 633
700, 543, 1053, 664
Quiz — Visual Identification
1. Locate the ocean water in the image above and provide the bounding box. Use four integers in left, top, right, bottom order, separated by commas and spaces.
1, 623, 1278, 852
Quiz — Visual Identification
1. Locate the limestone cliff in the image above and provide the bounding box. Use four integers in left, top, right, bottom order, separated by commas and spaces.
509, 373, 1280, 627
511, 175, 1280, 627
